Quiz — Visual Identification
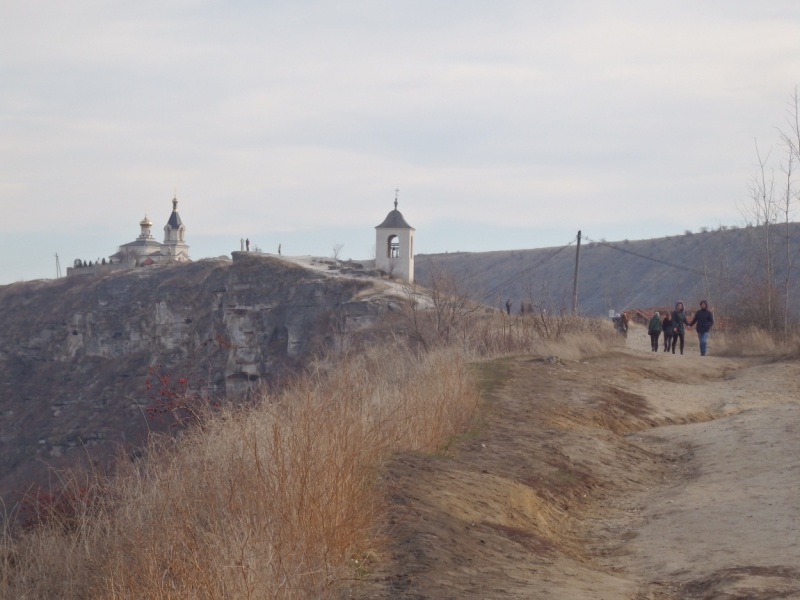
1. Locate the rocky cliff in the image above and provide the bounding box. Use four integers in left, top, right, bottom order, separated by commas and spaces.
0, 252, 399, 499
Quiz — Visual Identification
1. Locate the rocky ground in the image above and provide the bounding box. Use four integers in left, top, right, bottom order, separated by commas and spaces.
357, 328, 800, 599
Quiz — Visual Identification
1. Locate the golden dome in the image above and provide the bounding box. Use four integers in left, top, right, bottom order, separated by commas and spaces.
140, 214, 152, 227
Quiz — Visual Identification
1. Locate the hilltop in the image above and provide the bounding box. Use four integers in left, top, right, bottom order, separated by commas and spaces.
416, 224, 800, 317
0, 252, 405, 501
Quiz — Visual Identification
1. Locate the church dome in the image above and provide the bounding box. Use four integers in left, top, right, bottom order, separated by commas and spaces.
140, 215, 153, 227
376, 200, 413, 229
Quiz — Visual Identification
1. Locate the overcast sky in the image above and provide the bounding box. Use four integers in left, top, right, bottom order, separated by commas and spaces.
2, 1, 800, 283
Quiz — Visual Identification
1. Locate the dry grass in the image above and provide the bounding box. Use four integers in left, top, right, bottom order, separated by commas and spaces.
1, 344, 479, 599
711, 326, 800, 357
1, 296, 619, 600
468, 311, 620, 359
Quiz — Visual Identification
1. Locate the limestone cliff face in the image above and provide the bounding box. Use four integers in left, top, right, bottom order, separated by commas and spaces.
0, 253, 394, 497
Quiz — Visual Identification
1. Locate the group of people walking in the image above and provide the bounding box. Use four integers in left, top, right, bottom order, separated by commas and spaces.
647, 300, 715, 356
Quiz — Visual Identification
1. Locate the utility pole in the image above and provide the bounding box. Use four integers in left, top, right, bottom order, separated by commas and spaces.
571, 230, 582, 314
55, 253, 62, 279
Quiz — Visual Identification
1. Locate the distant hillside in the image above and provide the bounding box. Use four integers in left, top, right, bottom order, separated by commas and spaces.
416, 224, 800, 317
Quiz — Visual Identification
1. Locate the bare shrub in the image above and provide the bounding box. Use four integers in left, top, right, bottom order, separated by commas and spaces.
401, 261, 617, 359
1, 344, 479, 599
402, 260, 482, 350
472, 311, 619, 358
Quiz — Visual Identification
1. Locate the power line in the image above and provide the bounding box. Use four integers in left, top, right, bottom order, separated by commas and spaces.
582, 235, 740, 285
481, 236, 578, 301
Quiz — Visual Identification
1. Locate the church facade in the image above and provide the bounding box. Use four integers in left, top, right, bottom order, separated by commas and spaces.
110, 196, 190, 265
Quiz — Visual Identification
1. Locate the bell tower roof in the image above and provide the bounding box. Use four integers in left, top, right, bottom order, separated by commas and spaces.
375, 197, 413, 229
166, 195, 183, 229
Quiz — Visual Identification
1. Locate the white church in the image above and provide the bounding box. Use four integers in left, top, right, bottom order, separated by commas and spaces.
110, 195, 190, 265
67, 195, 190, 276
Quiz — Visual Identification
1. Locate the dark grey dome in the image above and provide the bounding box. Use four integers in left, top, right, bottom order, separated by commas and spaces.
376, 208, 413, 229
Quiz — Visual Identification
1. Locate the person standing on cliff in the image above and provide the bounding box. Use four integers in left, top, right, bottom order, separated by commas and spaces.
240, 238, 244, 251
688, 300, 714, 356
246, 238, 250, 252
278, 244, 281, 255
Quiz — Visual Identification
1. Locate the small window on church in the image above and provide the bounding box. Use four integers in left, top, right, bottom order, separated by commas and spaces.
388, 235, 400, 258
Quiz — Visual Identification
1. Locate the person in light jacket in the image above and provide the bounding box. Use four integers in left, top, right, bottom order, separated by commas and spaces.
688, 300, 714, 356
647, 312, 662, 352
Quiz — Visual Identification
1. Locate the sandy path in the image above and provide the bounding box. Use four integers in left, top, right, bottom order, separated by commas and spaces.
356, 328, 800, 599
596, 329, 800, 597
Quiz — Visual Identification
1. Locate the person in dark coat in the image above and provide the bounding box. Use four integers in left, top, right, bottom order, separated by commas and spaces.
670, 301, 689, 355
505, 298, 512, 315
647, 312, 662, 352
662, 313, 674, 352
688, 300, 714, 356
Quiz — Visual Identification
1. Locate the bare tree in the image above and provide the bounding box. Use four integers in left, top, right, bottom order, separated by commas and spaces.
739, 141, 780, 329
734, 89, 800, 338
116, 248, 138, 264
331, 242, 344, 261
778, 87, 800, 344
401, 260, 482, 350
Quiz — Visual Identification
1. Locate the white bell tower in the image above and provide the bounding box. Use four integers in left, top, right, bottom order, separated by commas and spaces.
375, 195, 414, 283
162, 194, 190, 261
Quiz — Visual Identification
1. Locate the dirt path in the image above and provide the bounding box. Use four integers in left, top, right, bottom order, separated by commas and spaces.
356, 328, 800, 599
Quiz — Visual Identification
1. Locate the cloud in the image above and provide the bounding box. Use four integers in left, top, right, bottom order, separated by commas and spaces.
2, 1, 800, 283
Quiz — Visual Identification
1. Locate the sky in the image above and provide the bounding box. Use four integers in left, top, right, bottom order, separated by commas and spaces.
2, 1, 800, 283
